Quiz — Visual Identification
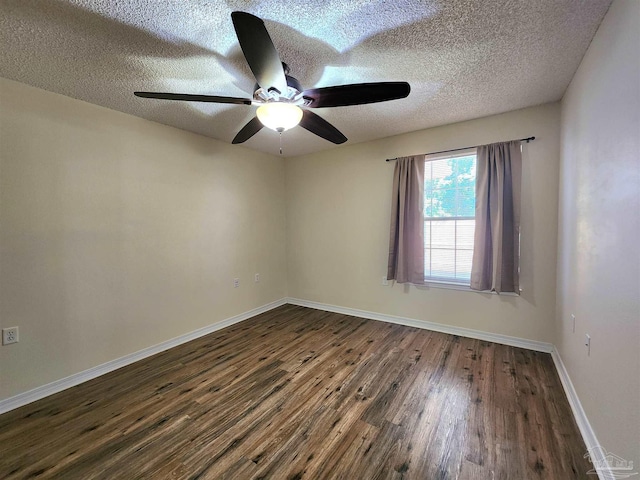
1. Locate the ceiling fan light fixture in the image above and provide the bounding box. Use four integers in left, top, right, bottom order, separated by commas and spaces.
256, 102, 303, 132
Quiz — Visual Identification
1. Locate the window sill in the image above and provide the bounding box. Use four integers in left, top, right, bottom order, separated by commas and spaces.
414, 279, 521, 296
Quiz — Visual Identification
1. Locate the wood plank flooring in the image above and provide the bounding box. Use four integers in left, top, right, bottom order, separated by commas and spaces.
0, 305, 592, 479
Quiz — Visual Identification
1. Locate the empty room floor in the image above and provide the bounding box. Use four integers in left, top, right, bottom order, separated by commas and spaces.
0, 305, 592, 479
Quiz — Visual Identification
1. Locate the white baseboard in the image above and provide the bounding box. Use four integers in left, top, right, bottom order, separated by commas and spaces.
0, 298, 287, 415
286, 297, 554, 353
551, 347, 612, 480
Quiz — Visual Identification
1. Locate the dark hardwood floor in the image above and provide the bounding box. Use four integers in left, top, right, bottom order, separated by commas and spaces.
0, 305, 592, 479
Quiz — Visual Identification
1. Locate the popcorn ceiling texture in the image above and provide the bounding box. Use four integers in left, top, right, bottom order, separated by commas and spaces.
0, 0, 611, 157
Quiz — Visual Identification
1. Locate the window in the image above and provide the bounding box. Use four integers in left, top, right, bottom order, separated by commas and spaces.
424, 150, 476, 284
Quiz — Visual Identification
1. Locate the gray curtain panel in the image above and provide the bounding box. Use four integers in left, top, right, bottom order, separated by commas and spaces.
470, 141, 522, 293
387, 155, 425, 284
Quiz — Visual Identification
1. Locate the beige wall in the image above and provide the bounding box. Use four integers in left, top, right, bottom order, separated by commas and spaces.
558, 0, 640, 462
0, 78, 287, 400
286, 103, 560, 343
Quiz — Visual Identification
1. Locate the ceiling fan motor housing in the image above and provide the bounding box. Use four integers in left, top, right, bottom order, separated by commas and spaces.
253, 74, 302, 103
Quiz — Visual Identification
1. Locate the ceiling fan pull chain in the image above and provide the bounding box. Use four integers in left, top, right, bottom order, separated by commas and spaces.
279, 132, 283, 155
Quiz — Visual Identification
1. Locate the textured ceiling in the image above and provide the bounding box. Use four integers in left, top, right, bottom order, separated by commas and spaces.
1, 0, 611, 157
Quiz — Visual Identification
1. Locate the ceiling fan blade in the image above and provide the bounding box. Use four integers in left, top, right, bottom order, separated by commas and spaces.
232, 116, 264, 144
134, 92, 252, 105
231, 12, 287, 94
302, 82, 410, 108
299, 110, 347, 144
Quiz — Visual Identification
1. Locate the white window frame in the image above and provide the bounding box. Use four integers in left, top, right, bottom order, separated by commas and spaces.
423, 148, 477, 286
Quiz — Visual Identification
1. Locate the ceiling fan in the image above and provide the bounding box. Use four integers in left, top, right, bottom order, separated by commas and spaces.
134, 12, 410, 148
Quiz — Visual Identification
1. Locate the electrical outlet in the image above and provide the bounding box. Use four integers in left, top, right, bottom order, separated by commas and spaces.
233, 278, 240, 288
2, 327, 19, 345
382, 276, 389, 286
571, 314, 576, 333
585, 334, 591, 356
255, 273, 260, 283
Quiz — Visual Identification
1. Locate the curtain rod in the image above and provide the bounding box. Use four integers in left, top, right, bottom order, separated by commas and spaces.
385, 136, 536, 162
